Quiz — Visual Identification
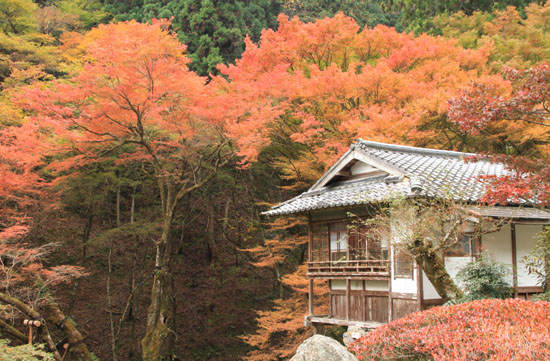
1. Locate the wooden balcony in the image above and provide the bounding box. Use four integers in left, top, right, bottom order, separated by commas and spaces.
307, 259, 390, 279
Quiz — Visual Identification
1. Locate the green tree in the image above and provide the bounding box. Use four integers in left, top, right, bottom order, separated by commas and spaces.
392, 0, 540, 34
0, 0, 37, 34
105, 0, 282, 76
281, 0, 400, 29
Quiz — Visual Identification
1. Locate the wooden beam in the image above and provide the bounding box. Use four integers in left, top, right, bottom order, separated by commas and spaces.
328, 281, 333, 318
308, 215, 313, 262
307, 274, 390, 280
390, 292, 418, 300
308, 315, 384, 328
308, 278, 314, 316
326, 223, 330, 262
511, 223, 518, 296
346, 279, 351, 321
388, 268, 393, 322
416, 263, 423, 311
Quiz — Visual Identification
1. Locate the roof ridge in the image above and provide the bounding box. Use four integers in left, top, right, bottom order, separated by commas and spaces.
356, 139, 476, 158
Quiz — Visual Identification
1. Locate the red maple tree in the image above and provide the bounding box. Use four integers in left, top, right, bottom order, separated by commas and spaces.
19, 20, 229, 360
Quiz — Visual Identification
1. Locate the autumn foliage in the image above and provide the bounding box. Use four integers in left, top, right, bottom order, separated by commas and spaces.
349, 298, 550, 361
216, 13, 493, 188
449, 63, 550, 205
241, 218, 328, 360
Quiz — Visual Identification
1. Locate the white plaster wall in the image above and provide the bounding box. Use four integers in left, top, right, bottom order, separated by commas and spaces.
422, 270, 441, 300
365, 280, 389, 291
331, 279, 346, 290
516, 224, 542, 287
351, 280, 363, 290
481, 224, 513, 285
330, 279, 365, 290
445, 256, 472, 281
350, 161, 376, 175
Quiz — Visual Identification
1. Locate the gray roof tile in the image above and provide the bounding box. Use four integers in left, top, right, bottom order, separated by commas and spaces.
264, 139, 509, 216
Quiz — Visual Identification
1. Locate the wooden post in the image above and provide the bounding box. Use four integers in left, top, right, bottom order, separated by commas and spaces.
308, 215, 313, 263
61, 343, 70, 361
23, 320, 40, 345
511, 223, 518, 296
416, 262, 423, 311
388, 247, 393, 322
308, 278, 314, 316
328, 280, 332, 318
346, 279, 351, 320
327, 224, 331, 262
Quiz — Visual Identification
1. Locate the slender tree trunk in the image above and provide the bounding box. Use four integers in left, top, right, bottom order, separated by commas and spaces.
116, 186, 121, 228
107, 239, 118, 361
544, 254, 550, 293
81, 212, 93, 263
141, 209, 176, 361
408, 239, 464, 302
130, 189, 136, 224
0, 318, 26, 342
206, 204, 216, 264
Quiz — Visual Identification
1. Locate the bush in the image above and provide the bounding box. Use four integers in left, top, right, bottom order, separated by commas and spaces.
349, 299, 550, 361
0, 339, 54, 361
455, 256, 513, 302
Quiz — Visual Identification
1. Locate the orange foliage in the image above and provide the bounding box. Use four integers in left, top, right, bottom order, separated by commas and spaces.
0, 242, 86, 305
19, 20, 218, 178
0, 121, 52, 240
215, 14, 492, 180
350, 298, 550, 361
242, 218, 328, 360
243, 263, 329, 361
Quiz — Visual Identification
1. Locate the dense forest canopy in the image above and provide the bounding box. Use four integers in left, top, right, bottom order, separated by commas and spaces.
0, 0, 550, 360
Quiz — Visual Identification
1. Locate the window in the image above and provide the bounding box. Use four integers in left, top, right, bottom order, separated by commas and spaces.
329, 222, 348, 262
394, 248, 414, 279
445, 234, 473, 257
348, 226, 366, 260
311, 223, 329, 262
381, 236, 389, 260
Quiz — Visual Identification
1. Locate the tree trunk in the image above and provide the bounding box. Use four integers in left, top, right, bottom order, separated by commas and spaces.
0, 292, 61, 359
206, 205, 216, 264
81, 212, 93, 263
107, 239, 118, 361
116, 186, 121, 228
45, 300, 92, 361
408, 239, 464, 302
141, 211, 176, 361
544, 254, 550, 293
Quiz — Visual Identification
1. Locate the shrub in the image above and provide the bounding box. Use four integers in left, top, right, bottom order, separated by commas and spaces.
455, 255, 513, 302
349, 299, 550, 361
0, 339, 54, 361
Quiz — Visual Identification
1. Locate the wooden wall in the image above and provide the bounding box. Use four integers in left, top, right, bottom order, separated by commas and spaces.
390, 295, 419, 320
330, 290, 389, 323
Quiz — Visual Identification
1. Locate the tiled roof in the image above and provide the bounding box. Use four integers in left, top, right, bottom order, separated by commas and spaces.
264, 139, 509, 216
466, 206, 550, 221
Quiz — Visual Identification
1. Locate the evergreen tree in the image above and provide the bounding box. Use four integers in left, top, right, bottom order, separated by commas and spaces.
105, 0, 282, 76
282, 0, 400, 29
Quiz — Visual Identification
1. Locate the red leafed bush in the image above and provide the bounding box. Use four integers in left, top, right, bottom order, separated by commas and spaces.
349, 298, 550, 361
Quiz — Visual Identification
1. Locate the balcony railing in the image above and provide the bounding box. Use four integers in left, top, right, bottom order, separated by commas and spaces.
307, 259, 390, 278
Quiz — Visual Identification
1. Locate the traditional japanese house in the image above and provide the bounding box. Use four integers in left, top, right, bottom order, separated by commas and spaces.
264, 139, 550, 328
